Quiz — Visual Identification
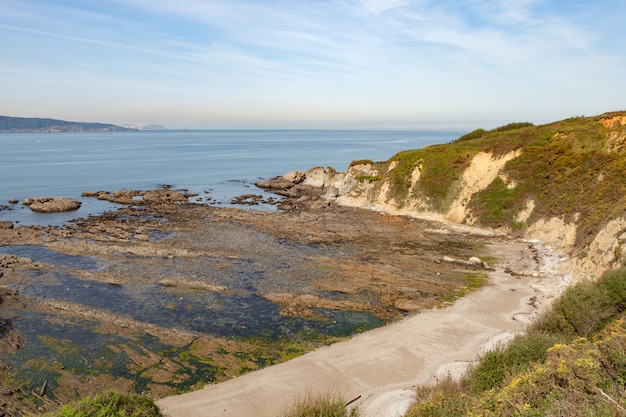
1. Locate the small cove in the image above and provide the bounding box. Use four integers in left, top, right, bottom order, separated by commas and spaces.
0, 129, 470, 410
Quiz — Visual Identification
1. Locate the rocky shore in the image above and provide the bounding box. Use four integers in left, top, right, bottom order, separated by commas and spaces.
0, 181, 563, 416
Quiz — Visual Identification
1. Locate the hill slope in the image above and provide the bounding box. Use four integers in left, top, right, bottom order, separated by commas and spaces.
294, 111, 626, 281
0, 115, 136, 132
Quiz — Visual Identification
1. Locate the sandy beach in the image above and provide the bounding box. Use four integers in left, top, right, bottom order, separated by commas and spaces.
157, 237, 567, 417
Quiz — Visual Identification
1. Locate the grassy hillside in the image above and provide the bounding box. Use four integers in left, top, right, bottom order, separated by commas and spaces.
356, 111, 626, 251
406, 267, 626, 417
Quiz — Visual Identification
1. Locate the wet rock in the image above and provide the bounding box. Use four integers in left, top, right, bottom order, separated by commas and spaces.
0, 221, 13, 229
8, 199, 18, 204
231, 194, 264, 205
143, 189, 188, 205
255, 171, 305, 190
23, 197, 81, 213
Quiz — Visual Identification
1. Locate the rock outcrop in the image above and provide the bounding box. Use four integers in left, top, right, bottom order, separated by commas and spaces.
22, 197, 81, 213
82, 188, 190, 206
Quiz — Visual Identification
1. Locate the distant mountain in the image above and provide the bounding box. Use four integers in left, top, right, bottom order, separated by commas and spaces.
141, 124, 167, 131
0, 116, 137, 133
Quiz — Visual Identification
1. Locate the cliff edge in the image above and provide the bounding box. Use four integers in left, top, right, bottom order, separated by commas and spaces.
263, 111, 626, 283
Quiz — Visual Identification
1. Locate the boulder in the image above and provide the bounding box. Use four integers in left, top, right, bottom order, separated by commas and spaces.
255, 171, 306, 190
143, 189, 188, 205
23, 197, 81, 213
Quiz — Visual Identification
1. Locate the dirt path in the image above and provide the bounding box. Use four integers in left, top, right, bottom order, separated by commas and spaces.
157, 240, 565, 417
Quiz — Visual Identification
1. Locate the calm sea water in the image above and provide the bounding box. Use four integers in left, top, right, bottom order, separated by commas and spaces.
0, 130, 461, 225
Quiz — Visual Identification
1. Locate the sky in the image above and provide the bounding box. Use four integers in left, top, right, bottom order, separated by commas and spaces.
0, 0, 625, 130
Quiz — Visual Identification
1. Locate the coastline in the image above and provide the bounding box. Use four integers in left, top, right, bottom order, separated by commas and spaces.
1, 182, 571, 416
156, 227, 569, 417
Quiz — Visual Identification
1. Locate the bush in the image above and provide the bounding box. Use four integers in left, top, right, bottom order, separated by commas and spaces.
282, 396, 359, 417
406, 267, 626, 417
491, 122, 534, 132
532, 268, 626, 339
456, 128, 487, 142
468, 332, 560, 393
45, 391, 162, 417
408, 376, 468, 417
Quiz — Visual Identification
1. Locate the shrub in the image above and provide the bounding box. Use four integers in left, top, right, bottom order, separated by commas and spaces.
349, 159, 374, 167
467, 332, 560, 394
408, 376, 468, 417
282, 396, 359, 417
491, 122, 534, 132
456, 128, 487, 142
45, 391, 162, 417
532, 268, 626, 339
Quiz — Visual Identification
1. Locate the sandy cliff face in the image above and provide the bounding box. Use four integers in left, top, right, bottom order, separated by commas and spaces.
313, 150, 522, 224
296, 116, 626, 283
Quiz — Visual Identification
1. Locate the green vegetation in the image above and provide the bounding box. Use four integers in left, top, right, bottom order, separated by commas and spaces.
456, 128, 488, 142
355, 175, 381, 182
282, 396, 359, 417
386, 143, 478, 209
455, 122, 533, 142
366, 112, 626, 248
406, 267, 626, 417
443, 272, 488, 303
44, 391, 162, 417
349, 159, 374, 167
471, 176, 521, 228
532, 268, 626, 339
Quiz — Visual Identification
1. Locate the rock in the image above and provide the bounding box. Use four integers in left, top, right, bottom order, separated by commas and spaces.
0, 221, 13, 229
8, 199, 18, 204
143, 189, 188, 205
81, 191, 107, 197
23, 197, 81, 213
231, 194, 264, 205
441, 255, 489, 269
469, 256, 489, 268
255, 171, 305, 190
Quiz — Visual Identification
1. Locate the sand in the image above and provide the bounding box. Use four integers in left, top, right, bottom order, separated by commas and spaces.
156, 239, 567, 417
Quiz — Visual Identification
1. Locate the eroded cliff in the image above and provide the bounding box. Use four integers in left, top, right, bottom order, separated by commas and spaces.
277, 112, 626, 282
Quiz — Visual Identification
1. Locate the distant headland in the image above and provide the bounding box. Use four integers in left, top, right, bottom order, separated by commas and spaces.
0, 115, 137, 133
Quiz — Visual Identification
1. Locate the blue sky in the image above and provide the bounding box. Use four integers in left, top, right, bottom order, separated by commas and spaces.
1, 0, 624, 129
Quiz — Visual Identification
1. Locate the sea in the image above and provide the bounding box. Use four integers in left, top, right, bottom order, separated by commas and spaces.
0, 130, 462, 226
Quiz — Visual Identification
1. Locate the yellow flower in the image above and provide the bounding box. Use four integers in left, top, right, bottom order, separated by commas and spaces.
547, 343, 566, 353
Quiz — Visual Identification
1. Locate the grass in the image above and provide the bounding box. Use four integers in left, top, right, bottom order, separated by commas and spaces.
44, 391, 163, 417
405, 266, 626, 417
443, 272, 488, 303
282, 396, 359, 417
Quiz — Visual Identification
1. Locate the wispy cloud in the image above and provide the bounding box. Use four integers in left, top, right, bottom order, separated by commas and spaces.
1, 0, 624, 126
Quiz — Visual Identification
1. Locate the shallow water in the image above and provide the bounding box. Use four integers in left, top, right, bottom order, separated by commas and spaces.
0, 245, 101, 269
1, 244, 381, 339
